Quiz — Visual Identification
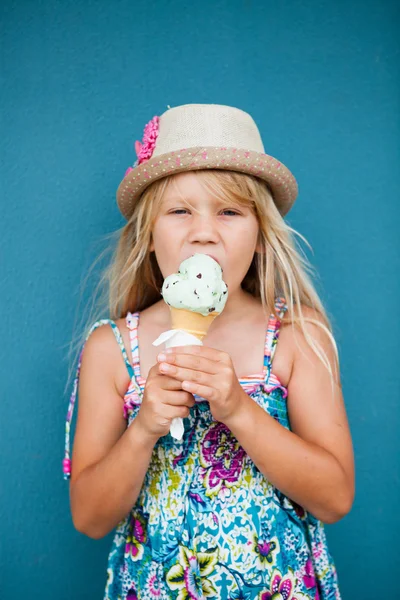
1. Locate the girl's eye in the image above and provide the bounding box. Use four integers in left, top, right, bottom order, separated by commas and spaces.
221, 209, 240, 216
170, 208, 239, 216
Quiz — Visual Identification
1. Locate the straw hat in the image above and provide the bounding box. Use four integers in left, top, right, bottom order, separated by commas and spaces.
116, 103, 298, 220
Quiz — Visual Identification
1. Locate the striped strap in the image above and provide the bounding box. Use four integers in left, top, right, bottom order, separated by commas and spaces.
263, 296, 288, 378
126, 311, 141, 382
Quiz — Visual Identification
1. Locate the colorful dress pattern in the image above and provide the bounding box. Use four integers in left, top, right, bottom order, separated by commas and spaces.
63, 297, 341, 600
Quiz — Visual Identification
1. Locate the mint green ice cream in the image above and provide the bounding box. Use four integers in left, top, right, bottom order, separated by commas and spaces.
162, 254, 228, 316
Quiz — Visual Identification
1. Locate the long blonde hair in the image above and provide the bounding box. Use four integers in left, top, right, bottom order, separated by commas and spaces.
63, 170, 340, 397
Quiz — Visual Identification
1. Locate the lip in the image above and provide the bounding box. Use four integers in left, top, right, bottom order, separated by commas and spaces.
204, 253, 221, 266
182, 253, 222, 267
186, 252, 221, 266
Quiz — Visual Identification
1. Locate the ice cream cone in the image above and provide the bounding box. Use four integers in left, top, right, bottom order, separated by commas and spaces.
170, 307, 219, 341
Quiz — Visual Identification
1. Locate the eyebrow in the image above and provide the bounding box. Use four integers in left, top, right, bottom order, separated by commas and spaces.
161, 196, 236, 205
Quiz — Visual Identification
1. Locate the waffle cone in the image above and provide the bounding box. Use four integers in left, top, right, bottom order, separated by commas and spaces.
170, 308, 220, 341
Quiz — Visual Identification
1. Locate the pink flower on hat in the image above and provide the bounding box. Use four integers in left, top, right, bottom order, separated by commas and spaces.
123, 115, 159, 178
135, 115, 160, 164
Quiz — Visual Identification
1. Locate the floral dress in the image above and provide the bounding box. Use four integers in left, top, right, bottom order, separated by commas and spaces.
63, 297, 342, 600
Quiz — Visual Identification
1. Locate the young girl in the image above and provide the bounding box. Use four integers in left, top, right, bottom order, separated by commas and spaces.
63, 103, 354, 600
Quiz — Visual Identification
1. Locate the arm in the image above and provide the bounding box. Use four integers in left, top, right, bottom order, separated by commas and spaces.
69, 326, 156, 540
228, 310, 354, 523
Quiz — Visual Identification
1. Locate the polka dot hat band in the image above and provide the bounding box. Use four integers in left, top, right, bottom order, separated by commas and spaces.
116, 103, 298, 220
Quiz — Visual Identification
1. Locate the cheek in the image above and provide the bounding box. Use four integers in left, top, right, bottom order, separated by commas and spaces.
224, 222, 259, 282
152, 221, 173, 249
151, 221, 183, 277
231, 221, 259, 255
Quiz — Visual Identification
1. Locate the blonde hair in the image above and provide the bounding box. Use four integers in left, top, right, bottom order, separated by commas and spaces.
63, 170, 340, 398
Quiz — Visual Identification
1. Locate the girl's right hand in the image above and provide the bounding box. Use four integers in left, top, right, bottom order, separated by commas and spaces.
135, 363, 195, 441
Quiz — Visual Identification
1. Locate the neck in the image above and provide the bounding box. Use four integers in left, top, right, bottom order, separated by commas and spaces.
147, 287, 262, 327
214, 287, 262, 324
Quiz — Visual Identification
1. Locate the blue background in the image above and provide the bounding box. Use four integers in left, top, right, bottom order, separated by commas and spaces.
1, 0, 399, 598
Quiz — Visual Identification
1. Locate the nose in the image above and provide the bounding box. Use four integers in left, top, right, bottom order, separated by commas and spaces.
187, 213, 220, 245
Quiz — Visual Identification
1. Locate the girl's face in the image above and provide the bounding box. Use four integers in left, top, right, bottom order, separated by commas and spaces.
150, 172, 261, 295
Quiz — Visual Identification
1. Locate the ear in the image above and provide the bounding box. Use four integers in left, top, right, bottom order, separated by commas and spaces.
149, 235, 155, 252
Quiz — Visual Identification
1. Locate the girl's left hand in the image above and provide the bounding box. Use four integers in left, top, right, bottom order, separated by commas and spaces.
156, 345, 248, 425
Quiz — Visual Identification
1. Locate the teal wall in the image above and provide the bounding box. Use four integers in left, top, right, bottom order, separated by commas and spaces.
1, 1, 399, 598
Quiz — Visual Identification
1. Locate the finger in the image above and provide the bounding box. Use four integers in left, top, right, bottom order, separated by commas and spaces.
164, 405, 191, 420
164, 345, 230, 364
181, 380, 217, 402
153, 373, 185, 391
159, 362, 212, 387
161, 390, 195, 408
157, 351, 218, 375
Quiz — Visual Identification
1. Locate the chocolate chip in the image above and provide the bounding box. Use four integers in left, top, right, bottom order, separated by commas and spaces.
209, 307, 215, 312
223, 291, 227, 295
196, 273, 202, 279
194, 290, 198, 296
166, 284, 169, 289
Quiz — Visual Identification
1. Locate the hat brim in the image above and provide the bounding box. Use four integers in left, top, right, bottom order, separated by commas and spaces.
117, 146, 298, 220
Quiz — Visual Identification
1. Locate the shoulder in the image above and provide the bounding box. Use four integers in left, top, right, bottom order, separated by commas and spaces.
81, 320, 130, 397
283, 303, 340, 387
282, 303, 334, 342
80, 321, 122, 364
82, 321, 119, 358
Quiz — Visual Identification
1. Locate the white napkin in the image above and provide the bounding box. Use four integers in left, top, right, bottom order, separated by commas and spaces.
153, 330, 202, 441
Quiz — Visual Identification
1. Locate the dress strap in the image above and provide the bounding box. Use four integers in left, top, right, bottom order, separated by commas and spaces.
126, 311, 141, 381
264, 296, 288, 372
109, 320, 135, 379
62, 319, 133, 481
